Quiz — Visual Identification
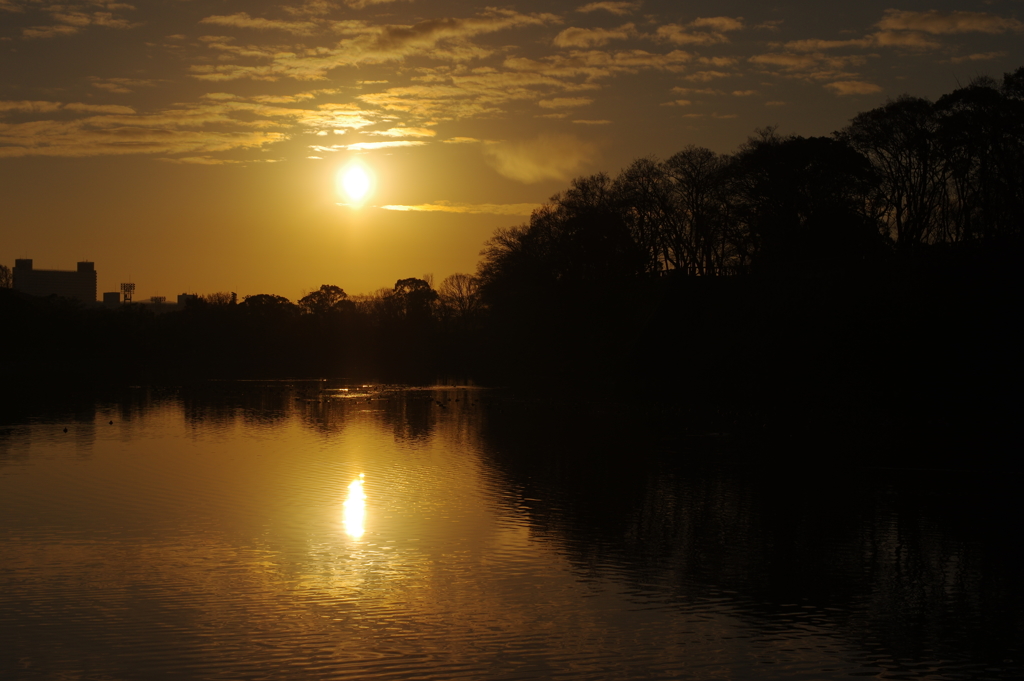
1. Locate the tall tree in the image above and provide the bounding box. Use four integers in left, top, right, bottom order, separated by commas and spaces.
613, 157, 677, 274
732, 134, 882, 271
936, 79, 1001, 242
839, 96, 946, 252
393, 278, 438, 321
240, 293, 297, 318
203, 292, 234, 306
298, 285, 351, 316
664, 146, 735, 275
438, 273, 482, 322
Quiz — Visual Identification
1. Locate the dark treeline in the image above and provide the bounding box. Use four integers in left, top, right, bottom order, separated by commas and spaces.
3, 69, 1022, 446
0, 278, 473, 385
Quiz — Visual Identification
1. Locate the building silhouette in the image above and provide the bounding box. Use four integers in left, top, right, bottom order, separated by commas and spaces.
13, 259, 97, 302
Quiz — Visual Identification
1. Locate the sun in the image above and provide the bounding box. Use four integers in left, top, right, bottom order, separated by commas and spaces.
337, 161, 373, 205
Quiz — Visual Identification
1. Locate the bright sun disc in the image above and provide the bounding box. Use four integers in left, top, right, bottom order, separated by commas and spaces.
339, 163, 372, 204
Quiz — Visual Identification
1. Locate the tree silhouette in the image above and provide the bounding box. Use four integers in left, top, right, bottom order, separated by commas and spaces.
393, 278, 438, 321
839, 96, 946, 253
731, 134, 882, 272
438, 273, 482, 323
613, 157, 676, 274
1002, 65, 1024, 99
298, 285, 352, 316
203, 292, 235, 306
664, 146, 736, 275
935, 77, 1024, 242
240, 293, 297, 316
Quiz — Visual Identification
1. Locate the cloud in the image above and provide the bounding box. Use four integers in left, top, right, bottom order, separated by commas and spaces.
201, 92, 242, 102
358, 79, 515, 121
190, 8, 692, 149
199, 13, 319, 35
281, 1, 340, 17
158, 156, 260, 165
672, 87, 720, 95
870, 31, 940, 49
749, 53, 820, 70
876, 10, 1024, 35
343, 0, 413, 7
685, 70, 732, 82
22, 24, 81, 38
572, 119, 610, 125
748, 50, 877, 92
576, 2, 639, 15
783, 38, 873, 52
341, 140, 426, 150
699, 56, 737, 66
251, 89, 339, 103
89, 77, 158, 94
355, 48, 686, 123
367, 126, 436, 137
0, 119, 285, 159
656, 17, 743, 45
15, 1, 139, 39
748, 51, 868, 82
380, 200, 540, 215
189, 9, 561, 81
359, 48, 687, 124
950, 51, 1008, 63
483, 133, 597, 183
443, 137, 480, 144
689, 17, 743, 32
357, 50, 672, 122
0, 100, 134, 114
553, 23, 635, 48
538, 97, 593, 108
353, 10, 560, 57
784, 32, 937, 51
0, 96, 381, 158
297, 102, 378, 131
504, 48, 692, 81
824, 80, 882, 95
777, 10, 1023, 54
64, 103, 136, 114
0, 100, 63, 113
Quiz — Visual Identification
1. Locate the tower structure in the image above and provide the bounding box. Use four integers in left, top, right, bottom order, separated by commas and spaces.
120, 282, 135, 304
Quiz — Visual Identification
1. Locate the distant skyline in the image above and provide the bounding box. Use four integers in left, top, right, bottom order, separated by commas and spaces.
3, 0, 1023, 300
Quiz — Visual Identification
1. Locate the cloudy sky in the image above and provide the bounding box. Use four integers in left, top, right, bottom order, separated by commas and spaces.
2, 0, 1022, 300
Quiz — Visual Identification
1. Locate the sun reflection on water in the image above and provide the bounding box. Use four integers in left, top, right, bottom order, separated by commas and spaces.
343, 473, 366, 539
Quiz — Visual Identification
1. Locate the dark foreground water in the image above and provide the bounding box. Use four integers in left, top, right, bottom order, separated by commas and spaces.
1, 383, 1021, 680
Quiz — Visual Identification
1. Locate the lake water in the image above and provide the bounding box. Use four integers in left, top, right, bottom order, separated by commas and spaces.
1, 383, 1021, 680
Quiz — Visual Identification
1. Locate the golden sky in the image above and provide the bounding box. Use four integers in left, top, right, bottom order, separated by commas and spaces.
2, 0, 1022, 300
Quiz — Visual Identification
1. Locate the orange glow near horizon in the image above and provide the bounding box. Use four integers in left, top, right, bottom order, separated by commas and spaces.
343, 473, 367, 538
